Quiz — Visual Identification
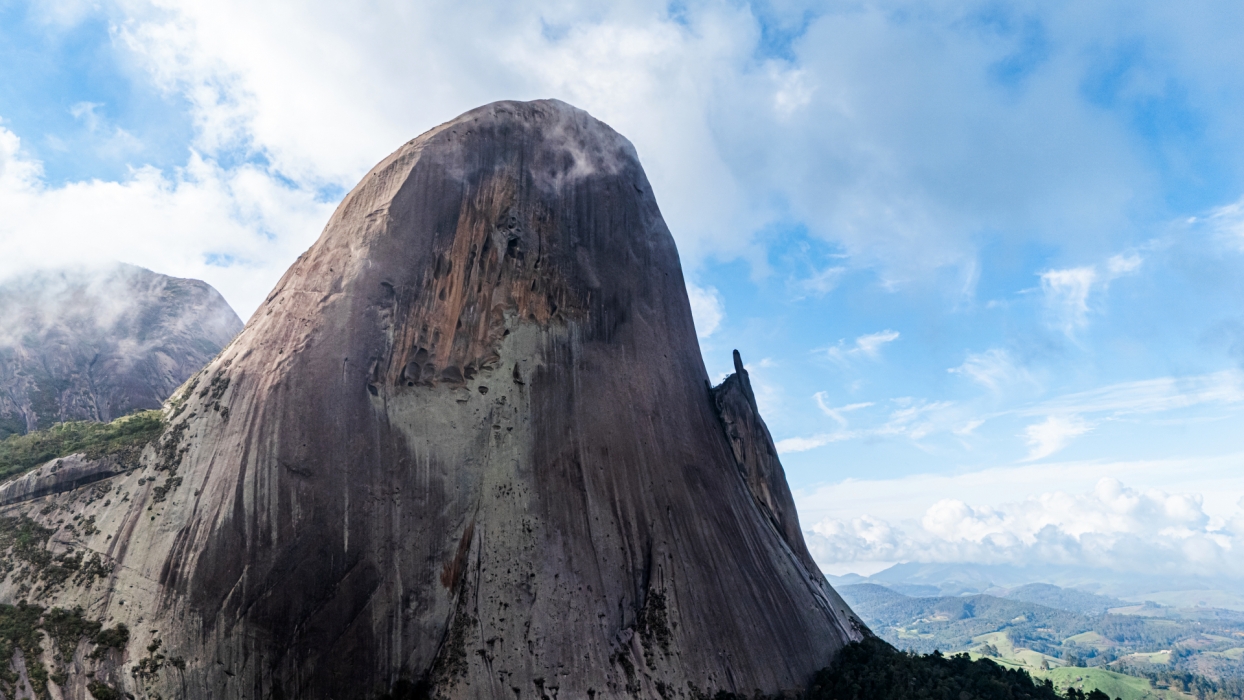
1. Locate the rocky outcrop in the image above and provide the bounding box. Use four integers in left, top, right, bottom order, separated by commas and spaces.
0, 264, 243, 438
713, 350, 820, 576
0, 99, 864, 700
0, 452, 131, 507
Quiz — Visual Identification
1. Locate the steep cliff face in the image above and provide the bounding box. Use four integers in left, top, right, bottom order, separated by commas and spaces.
0, 264, 243, 438
0, 100, 864, 700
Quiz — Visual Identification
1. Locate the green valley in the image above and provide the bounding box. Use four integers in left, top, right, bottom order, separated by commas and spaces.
840, 583, 1244, 700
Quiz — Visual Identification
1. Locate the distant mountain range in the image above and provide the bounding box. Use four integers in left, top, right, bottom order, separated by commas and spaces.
0, 263, 242, 437
827, 562, 1244, 610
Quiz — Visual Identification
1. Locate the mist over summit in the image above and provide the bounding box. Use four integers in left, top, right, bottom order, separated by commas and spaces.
0, 263, 242, 437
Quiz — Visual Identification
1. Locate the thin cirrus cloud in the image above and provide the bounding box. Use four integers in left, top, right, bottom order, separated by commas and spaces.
780, 368, 1244, 458
813, 392, 873, 427
825, 330, 900, 365
1039, 251, 1143, 339
948, 348, 1038, 393
1040, 266, 1096, 337
1207, 196, 1244, 250
1023, 369, 1244, 417
777, 396, 958, 453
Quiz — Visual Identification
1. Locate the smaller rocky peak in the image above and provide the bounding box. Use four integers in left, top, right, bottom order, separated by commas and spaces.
728, 347, 760, 412
713, 349, 820, 574
0, 264, 243, 436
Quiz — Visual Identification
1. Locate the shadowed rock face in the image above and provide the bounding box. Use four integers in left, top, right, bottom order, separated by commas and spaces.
0, 264, 243, 437
0, 100, 863, 700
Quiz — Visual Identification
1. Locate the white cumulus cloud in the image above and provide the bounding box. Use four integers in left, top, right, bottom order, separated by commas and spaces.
0, 124, 333, 317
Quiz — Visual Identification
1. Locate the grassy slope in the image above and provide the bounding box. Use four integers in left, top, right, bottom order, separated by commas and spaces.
1038, 667, 1193, 700
0, 410, 163, 483
969, 632, 1192, 700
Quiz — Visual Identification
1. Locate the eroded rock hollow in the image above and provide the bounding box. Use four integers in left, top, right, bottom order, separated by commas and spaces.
0, 99, 864, 699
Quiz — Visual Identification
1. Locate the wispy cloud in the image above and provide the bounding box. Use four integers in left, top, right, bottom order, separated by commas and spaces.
814, 392, 873, 426
781, 369, 1244, 457
796, 265, 847, 297
1039, 251, 1144, 339
1021, 414, 1092, 461
1207, 196, 1244, 250
70, 101, 104, 132
777, 396, 958, 453
1106, 252, 1142, 275
775, 432, 857, 453
826, 329, 900, 364
948, 348, 1037, 393
1040, 266, 1096, 337
68, 101, 144, 159
1024, 369, 1244, 417
880, 398, 958, 441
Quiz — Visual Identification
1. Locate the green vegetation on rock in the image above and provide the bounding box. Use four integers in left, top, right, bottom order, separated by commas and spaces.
0, 600, 47, 696
0, 516, 114, 596
41, 606, 102, 664
87, 680, 124, 700
682, 637, 1120, 700
0, 409, 164, 483
0, 603, 130, 699
0, 515, 54, 578
90, 622, 129, 658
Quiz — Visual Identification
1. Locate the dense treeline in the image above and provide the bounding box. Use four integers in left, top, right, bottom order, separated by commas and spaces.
799, 638, 1113, 700
378, 638, 1118, 700
1114, 662, 1244, 700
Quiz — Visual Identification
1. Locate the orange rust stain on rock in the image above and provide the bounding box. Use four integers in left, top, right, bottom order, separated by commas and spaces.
385, 173, 586, 390
440, 520, 475, 591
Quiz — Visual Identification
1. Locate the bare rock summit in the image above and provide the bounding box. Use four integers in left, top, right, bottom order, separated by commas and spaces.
0, 100, 864, 700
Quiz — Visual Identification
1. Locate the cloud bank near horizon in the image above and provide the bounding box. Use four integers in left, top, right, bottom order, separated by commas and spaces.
796, 456, 1244, 585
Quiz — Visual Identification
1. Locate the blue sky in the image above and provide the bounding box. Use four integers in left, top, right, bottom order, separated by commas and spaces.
1, 0, 1242, 584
